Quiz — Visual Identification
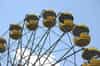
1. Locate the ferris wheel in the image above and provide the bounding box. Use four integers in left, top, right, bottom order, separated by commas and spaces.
0, 9, 100, 66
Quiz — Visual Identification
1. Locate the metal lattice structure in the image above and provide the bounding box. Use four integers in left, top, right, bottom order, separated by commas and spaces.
0, 9, 100, 66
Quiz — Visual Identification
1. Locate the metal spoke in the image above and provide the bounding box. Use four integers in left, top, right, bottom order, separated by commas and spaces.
53, 48, 84, 65
33, 29, 50, 65
19, 31, 34, 63
12, 40, 21, 66
23, 31, 36, 66
33, 33, 65, 66
7, 38, 10, 66
67, 33, 77, 66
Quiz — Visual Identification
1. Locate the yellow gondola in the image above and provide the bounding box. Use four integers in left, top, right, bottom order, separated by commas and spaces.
82, 58, 100, 66
72, 25, 89, 36
59, 21, 74, 32
80, 33, 91, 40
9, 24, 22, 40
0, 37, 6, 53
24, 14, 39, 30
74, 33, 91, 47
81, 63, 88, 66
90, 58, 100, 64
82, 63, 100, 66
59, 12, 74, 32
59, 12, 74, 23
82, 48, 99, 60
42, 10, 56, 28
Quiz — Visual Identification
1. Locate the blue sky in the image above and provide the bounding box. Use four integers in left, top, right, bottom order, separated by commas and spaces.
0, 0, 100, 66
